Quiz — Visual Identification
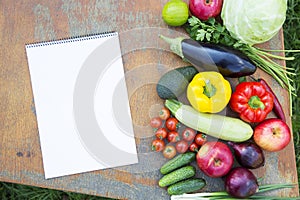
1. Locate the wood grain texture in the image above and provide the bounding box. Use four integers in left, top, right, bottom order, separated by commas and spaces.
0, 0, 298, 199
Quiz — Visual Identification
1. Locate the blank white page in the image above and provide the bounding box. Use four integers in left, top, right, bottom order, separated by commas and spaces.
26, 32, 138, 179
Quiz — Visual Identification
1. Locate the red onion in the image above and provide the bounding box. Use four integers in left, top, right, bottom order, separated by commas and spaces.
228, 141, 265, 169
225, 167, 259, 198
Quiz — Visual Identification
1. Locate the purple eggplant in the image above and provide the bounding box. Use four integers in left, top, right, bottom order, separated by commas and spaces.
160, 35, 257, 78
225, 167, 259, 198
228, 141, 265, 169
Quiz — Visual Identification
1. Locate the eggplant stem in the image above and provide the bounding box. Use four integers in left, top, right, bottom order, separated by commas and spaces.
159, 35, 185, 58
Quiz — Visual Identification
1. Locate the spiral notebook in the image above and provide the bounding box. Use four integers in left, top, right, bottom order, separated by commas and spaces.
25, 32, 138, 179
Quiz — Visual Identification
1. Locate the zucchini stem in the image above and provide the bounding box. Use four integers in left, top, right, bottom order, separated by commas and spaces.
165, 99, 182, 116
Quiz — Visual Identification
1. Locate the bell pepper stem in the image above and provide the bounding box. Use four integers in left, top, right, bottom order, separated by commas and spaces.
249, 95, 265, 110
203, 80, 216, 98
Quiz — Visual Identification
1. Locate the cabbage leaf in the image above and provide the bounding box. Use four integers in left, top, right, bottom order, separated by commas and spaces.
221, 0, 287, 45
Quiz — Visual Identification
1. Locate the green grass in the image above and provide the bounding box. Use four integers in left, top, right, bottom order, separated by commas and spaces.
0, 182, 112, 200
1, 0, 300, 199
284, 0, 300, 187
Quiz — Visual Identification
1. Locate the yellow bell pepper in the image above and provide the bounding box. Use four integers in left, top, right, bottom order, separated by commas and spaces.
187, 71, 231, 113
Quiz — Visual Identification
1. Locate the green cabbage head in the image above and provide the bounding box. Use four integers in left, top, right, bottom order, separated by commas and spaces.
221, 0, 287, 45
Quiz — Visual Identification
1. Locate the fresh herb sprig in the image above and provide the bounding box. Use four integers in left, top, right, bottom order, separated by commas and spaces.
186, 16, 299, 114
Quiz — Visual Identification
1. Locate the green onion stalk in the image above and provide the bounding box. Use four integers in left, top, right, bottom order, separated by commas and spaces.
171, 183, 298, 200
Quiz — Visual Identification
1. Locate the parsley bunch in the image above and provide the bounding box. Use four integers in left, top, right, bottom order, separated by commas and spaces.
186, 16, 298, 113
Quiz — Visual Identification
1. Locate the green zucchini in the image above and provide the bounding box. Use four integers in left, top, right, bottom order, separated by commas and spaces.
167, 178, 206, 195
158, 166, 195, 187
165, 99, 253, 142
160, 152, 196, 175
156, 66, 198, 99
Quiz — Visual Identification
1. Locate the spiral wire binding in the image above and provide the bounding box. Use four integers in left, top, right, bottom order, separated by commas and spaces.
25, 31, 117, 48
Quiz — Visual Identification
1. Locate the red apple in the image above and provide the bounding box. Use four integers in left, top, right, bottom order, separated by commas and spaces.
189, 0, 223, 21
196, 141, 233, 177
253, 118, 291, 152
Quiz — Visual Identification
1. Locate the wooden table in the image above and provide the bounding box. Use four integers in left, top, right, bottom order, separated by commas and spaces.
0, 0, 299, 199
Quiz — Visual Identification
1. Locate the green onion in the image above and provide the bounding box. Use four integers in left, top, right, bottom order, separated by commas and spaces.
171, 183, 297, 200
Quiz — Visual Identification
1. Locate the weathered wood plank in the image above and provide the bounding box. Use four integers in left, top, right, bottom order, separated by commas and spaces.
0, 0, 298, 199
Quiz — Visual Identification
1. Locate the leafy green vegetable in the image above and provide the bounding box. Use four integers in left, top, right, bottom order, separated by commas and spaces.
186, 16, 299, 114
221, 0, 287, 45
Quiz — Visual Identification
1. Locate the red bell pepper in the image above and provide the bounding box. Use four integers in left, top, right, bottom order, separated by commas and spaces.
230, 82, 274, 123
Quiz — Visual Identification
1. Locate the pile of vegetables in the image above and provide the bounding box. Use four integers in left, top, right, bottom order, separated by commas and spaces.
149, 0, 299, 198
152, 68, 294, 197
162, 0, 299, 113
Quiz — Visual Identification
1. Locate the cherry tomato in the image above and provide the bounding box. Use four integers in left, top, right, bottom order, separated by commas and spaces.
194, 133, 207, 146
166, 117, 179, 131
189, 142, 199, 152
167, 131, 180, 143
150, 117, 163, 129
182, 127, 197, 141
159, 107, 171, 120
151, 139, 165, 152
163, 145, 177, 159
155, 127, 168, 140
176, 140, 189, 154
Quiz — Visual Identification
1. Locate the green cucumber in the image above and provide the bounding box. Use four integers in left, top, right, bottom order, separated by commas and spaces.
158, 166, 195, 187
165, 99, 253, 142
156, 66, 198, 99
160, 152, 196, 175
167, 178, 206, 195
